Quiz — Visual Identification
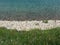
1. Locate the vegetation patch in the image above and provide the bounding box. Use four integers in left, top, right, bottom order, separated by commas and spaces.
42, 20, 48, 23
0, 27, 60, 45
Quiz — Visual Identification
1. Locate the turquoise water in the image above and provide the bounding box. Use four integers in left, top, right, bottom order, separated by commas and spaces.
0, 0, 60, 20
0, 0, 60, 11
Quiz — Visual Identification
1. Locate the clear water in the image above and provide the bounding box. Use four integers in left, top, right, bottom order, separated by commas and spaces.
0, 0, 60, 11
0, 0, 60, 20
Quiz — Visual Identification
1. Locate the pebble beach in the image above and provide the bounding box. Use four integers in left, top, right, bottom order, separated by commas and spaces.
0, 20, 60, 31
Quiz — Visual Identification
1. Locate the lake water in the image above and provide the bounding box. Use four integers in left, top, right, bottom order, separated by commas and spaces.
0, 0, 60, 11
0, 0, 60, 20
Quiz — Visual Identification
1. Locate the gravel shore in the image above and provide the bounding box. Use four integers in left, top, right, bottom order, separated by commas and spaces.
0, 20, 60, 31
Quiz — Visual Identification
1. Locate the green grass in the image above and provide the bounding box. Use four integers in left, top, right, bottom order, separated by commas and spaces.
0, 27, 60, 45
42, 20, 48, 23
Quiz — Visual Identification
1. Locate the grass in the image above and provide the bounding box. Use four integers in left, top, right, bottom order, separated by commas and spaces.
0, 27, 60, 45
42, 20, 48, 23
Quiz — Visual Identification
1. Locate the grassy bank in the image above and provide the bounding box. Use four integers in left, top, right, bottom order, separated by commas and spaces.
0, 27, 60, 45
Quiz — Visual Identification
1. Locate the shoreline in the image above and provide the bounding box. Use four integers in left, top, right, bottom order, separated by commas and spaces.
0, 20, 60, 31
